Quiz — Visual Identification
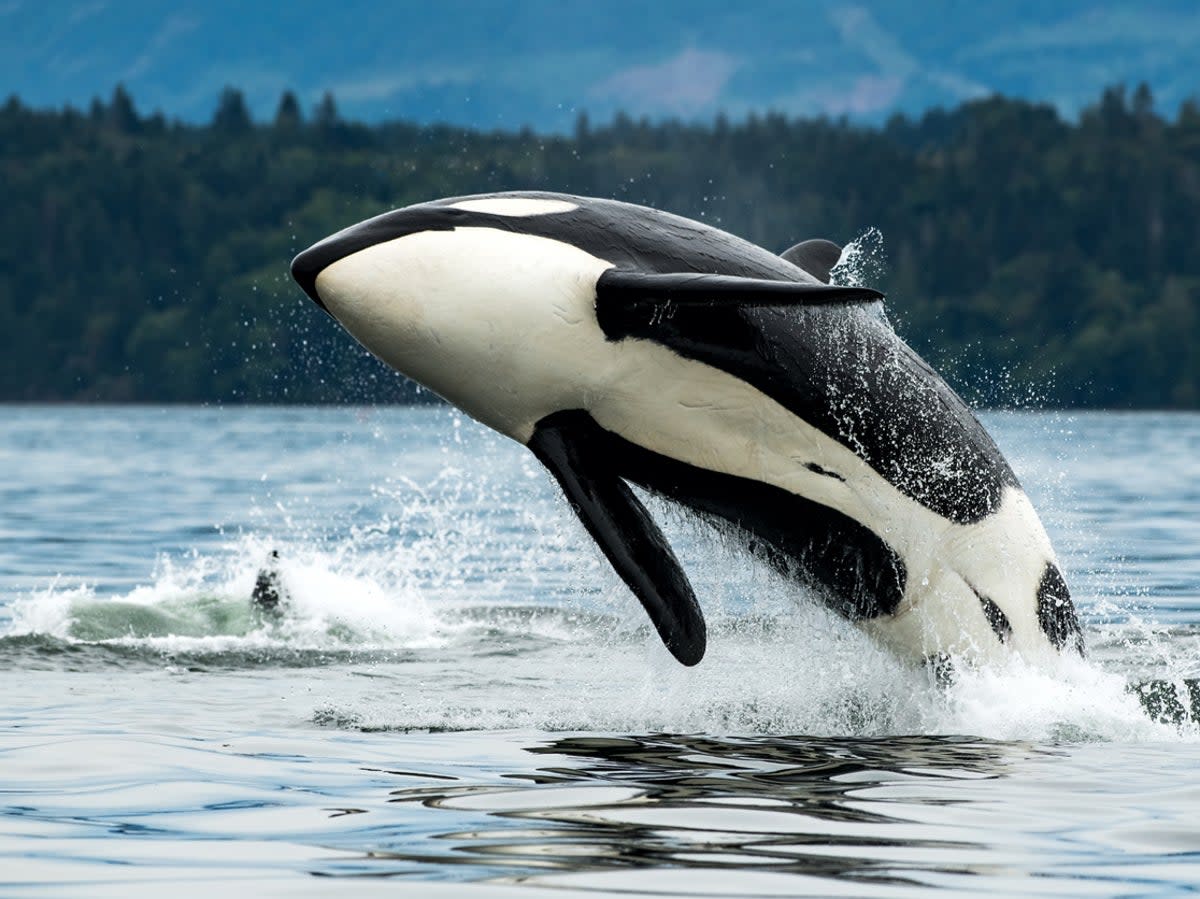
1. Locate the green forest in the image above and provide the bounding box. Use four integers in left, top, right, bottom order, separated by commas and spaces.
2, 83, 1198, 407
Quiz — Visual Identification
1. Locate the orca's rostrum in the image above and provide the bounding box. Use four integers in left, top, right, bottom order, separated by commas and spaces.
291, 192, 1083, 668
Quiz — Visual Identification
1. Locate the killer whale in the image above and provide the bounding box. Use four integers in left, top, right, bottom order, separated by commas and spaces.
290, 191, 1083, 667
251, 549, 287, 613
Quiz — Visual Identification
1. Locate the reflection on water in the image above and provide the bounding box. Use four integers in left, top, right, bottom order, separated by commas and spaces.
373, 733, 1038, 890
4, 721, 1198, 896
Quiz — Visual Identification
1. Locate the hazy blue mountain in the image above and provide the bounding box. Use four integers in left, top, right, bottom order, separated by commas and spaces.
4, 1, 1198, 128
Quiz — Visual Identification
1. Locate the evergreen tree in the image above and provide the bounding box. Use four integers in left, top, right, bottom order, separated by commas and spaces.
107, 83, 139, 132
1, 82, 1197, 407
274, 90, 303, 130
313, 91, 339, 128
212, 86, 252, 133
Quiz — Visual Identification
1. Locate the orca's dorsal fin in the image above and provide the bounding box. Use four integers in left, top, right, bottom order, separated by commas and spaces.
251, 549, 286, 613
527, 410, 706, 666
781, 239, 843, 284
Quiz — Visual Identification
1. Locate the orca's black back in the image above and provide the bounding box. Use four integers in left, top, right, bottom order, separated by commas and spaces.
311, 190, 1018, 525
442, 193, 1020, 526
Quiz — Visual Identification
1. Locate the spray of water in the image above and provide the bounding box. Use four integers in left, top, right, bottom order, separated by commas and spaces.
3, 505, 1195, 743
829, 227, 887, 290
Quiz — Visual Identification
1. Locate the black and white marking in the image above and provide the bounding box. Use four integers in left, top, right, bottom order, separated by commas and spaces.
291, 191, 1083, 667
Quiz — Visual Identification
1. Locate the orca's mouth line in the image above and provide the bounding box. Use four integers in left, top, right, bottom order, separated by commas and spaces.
291, 208, 473, 314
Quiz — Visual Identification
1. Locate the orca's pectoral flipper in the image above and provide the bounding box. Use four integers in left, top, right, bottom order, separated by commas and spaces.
595, 270, 882, 343
597, 269, 880, 308
780, 239, 843, 284
528, 411, 706, 666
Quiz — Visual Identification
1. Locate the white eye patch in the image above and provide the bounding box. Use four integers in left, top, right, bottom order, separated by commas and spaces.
448, 197, 579, 216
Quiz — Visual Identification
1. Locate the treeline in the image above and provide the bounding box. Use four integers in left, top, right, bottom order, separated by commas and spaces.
1, 83, 1198, 407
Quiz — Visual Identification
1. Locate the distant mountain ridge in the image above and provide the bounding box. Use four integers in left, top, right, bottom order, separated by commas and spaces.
3, 1, 1198, 129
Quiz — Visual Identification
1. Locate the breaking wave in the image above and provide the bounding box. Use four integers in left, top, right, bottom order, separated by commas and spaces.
3, 524, 1196, 743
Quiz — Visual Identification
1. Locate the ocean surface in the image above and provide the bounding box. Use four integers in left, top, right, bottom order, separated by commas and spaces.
2, 405, 1199, 896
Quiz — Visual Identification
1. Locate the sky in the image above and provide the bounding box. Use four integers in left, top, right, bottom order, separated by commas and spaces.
3, 1, 1198, 129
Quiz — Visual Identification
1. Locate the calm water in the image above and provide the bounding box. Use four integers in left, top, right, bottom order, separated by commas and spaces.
2, 405, 1199, 896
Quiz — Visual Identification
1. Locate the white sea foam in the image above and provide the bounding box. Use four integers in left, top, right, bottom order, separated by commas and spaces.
7, 406, 1200, 747
4, 526, 1197, 743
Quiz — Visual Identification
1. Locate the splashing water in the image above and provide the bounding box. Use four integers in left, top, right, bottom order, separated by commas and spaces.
6, 548, 1187, 741
4, 406, 1200, 895
2, 407, 1197, 743
830, 227, 887, 290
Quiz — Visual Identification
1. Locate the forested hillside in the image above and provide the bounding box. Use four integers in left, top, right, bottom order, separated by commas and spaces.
2, 84, 1197, 407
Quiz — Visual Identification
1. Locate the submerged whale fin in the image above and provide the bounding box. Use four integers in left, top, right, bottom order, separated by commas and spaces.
251, 549, 286, 613
780, 238, 843, 284
528, 410, 707, 666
